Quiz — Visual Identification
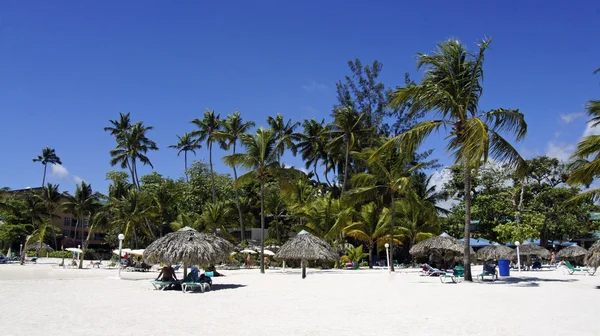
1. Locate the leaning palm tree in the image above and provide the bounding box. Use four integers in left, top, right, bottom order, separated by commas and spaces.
36, 184, 62, 252
297, 119, 327, 185
223, 128, 280, 274
32, 147, 62, 187
169, 132, 200, 182
383, 38, 527, 280
215, 111, 255, 242
349, 145, 422, 271
568, 69, 600, 201
191, 109, 222, 204
62, 181, 102, 268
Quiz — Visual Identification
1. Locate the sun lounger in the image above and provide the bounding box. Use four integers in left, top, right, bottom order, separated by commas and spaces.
420, 264, 446, 276
151, 279, 181, 290
182, 272, 213, 293
562, 261, 596, 275
440, 266, 464, 283
478, 264, 498, 281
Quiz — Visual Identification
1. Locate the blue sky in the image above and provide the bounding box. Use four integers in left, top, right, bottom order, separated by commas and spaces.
0, 1, 599, 194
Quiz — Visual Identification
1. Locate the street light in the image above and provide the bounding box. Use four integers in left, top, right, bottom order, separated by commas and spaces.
117, 233, 125, 279
515, 241, 521, 273
77, 245, 81, 266
19, 243, 23, 256
384, 243, 390, 273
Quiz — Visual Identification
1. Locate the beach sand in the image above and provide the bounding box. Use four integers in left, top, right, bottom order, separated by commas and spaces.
1, 260, 599, 336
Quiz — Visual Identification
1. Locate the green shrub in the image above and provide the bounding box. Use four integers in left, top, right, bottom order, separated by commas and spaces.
48, 251, 74, 258
359, 261, 368, 267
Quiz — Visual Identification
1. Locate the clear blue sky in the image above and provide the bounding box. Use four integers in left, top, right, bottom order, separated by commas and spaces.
1, 1, 599, 194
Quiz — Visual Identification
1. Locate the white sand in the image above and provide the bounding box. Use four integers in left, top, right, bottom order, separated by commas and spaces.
1, 261, 599, 336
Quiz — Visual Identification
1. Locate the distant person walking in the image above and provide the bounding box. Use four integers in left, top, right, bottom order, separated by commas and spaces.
246, 254, 252, 269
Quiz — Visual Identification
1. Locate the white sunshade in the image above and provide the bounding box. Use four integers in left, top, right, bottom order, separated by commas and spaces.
129, 249, 145, 256
65, 248, 82, 253
112, 248, 132, 256
240, 249, 257, 254
263, 250, 275, 256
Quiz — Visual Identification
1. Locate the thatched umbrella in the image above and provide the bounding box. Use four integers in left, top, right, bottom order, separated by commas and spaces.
557, 245, 588, 262
476, 244, 515, 261
274, 230, 337, 278
26, 242, 54, 253
410, 233, 474, 266
143, 227, 234, 277
585, 241, 600, 268
517, 243, 551, 259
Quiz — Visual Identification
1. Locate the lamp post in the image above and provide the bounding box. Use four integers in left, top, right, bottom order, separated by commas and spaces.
117, 234, 124, 279
77, 244, 81, 267
515, 241, 521, 273
19, 243, 23, 256
384, 243, 390, 273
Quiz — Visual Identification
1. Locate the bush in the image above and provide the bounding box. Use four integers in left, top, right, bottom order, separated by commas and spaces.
48, 251, 74, 259
340, 255, 350, 264
359, 261, 368, 267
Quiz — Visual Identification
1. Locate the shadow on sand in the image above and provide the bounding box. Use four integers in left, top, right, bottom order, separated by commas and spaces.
207, 283, 246, 292
485, 276, 577, 287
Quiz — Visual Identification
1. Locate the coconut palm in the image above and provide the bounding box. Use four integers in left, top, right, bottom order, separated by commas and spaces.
103, 112, 132, 139
343, 202, 394, 268
297, 119, 327, 185
396, 197, 439, 258
223, 128, 281, 274
349, 145, 422, 271
169, 132, 200, 182
384, 38, 527, 280
327, 107, 370, 195
412, 172, 450, 215
267, 113, 300, 160
62, 181, 102, 268
32, 147, 62, 187
198, 201, 236, 241
191, 109, 222, 204
108, 120, 158, 189
295, 195, 352, 250
215, 111, 255, 242
109, 189, 152, 247
36, 184, 62, 252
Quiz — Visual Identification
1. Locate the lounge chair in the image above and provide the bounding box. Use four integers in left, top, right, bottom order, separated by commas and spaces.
562, 261, 596, 276
478, 264, 498, 281
151, 278, 181, 290
440, 266, 464, 283
420, 264, 446, 277
181, 271, 213, 294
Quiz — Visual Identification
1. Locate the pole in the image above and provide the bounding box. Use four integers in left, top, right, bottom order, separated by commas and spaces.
118, 239, 123, 279
385, 244, 390, 273
516, 246, 521, 273
19, 244, 23, 256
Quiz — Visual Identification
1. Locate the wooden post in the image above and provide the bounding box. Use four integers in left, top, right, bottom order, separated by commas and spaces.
301, 260, 306, 279
184, 264, 188, 279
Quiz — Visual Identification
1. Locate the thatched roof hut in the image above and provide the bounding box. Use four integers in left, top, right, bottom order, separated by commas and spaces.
26, 241, 54, 252
585, 241, 600, 268
410, 233, 474, 258
517, 243, 550, 259
274, 230, 337, 278
476, 244, 515, 261
143, 227, 234, 275
557, 245, 587, 260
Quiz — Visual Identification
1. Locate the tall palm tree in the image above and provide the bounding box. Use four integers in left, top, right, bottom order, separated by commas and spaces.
567, 68, 600, 201
297, 119, 327, 185
62, 181, 101, 268
267, 113, 300, 160
32, 147, 62, 187
396, 197, 438, 257
215, 111, 255, 242
169, 132, 200, 182
191, 109, 222, 204
103, 112, 131, 139
109, 189, 152, 247
327, 107, 369, 195
349, 145, 422, 271
36, 184, 62, 252
385, 38, 527, 280
223, 128, 280, 274
107, 118, 158, 189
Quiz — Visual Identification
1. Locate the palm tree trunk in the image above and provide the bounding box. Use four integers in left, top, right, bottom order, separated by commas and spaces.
209, 142, 217, 204
260, 178, 266, 274
184, 150, 189, 182
80, 213, 85, 269
74, 219, 79, 240
132, 160, 141, 189
42, 163, 47, 187
463, 162, 473, 281
390, 193, 396, 272
313, 160, 321, 185
368, 242, 373, 269
232, 143, 245, 242
342, 141, 350, 195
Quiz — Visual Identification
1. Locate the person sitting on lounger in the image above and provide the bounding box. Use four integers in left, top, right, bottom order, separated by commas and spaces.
156, 265, 178, 282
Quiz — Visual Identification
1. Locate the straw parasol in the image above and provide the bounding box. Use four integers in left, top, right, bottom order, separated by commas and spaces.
143, 227, 234, 276
26, 242, 54, 252
410, 233, 474, 260
274, 230, 337, 278
517, 243, 551, 259
557, 245, 587, 260
476, 244, 515, 261
585, 240, 600, 268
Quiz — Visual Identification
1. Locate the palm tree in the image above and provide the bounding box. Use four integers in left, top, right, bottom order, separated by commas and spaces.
349, 145, 422, 271
267, 113, 300, 160
215, 111, 255, 242
297, 119, 327, 185
103, 112, 131, 139
109, 189, 152, 247
107, 119, 158, 189
191, 109, 222, 204
385, 38, 527, 280
327, 107, 369, 195
412, 172, 450, 215
223, 128, 280, 274
32, 147, 62, 187
169, 132, 200, 182
198, 201, 236, 241
396, 197, 438, 258
343, 202, 393, 268
36, 184, 62, 252
62, 181, 101, 268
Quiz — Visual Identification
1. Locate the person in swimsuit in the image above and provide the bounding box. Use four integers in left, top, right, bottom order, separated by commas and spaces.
156, 265, 178, 282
